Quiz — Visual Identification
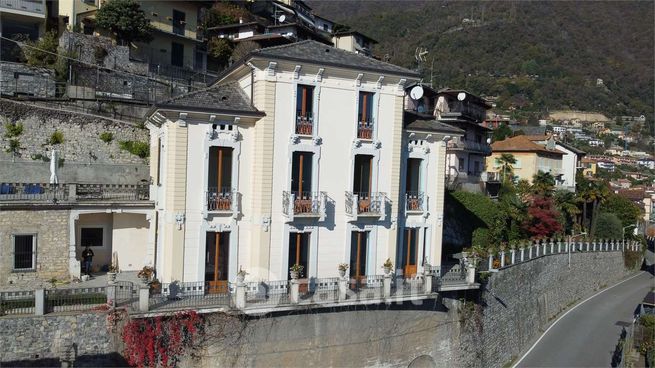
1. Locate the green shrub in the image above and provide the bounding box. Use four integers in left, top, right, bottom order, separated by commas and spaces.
4, 122, 23, 138
119, 140, 149, 158
594, 212, 623, 239
23, 31, 58, 68
99, 131, 114, 143
30, 153, 49, 162
6, 139, 21, 155
48, 130, 64, 145
622, 249, 642, 269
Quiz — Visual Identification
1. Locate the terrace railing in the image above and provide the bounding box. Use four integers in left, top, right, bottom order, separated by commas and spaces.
0, 183, 150, 203
345, 191, 386, 221
405, 191, 425, 213
295, 115, 314, 136
282, 191, 327, 221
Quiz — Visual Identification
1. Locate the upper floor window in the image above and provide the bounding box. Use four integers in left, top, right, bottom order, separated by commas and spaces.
296, 85, 314, 135
172, 10, 186, 36
357, 92, 374, 139
13, 234, 36, 271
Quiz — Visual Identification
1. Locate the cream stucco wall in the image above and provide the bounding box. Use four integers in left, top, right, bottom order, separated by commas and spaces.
111, 213, 149, 271
487, 152, 562, 183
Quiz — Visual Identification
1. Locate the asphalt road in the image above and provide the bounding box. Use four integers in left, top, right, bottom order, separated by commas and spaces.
516, 252, 654, 368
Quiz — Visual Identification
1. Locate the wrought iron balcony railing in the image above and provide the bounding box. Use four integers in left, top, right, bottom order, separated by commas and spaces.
345, 191, 385, 221
357, 121, 373, 140
295, 115, 314, 136
405, 191, 425, 213
283, 191, 326, 221
0, 183, 150, 203
206, 187, 240, 217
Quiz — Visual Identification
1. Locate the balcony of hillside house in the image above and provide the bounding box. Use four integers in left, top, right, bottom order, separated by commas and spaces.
357, 121, 374, 140
282, 191, 327, 221
446, 139, 491, 155
405, 192, 426, 214
295, 114, 314, 136
0, 0, 45, 16
206, 187, 240, 217
345, 191, 386, 221
0, 264, 481, 315
0, 183, 150, 204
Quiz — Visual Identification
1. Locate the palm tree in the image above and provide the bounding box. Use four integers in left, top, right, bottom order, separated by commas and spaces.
555, 190, 581, 234
577, 179, 610, 236
495, 153, 517, 183
532, 171, 556, 197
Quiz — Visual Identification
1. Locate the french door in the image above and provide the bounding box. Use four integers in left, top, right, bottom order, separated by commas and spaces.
402, 228, 418, 277
350, 231, 368, 288
205, 232, 229, 293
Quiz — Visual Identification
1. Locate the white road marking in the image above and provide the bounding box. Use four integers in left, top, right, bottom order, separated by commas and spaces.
512, 271, 646, 367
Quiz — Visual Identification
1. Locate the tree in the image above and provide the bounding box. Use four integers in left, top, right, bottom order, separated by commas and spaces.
555, 190, 581, 235
495, 153, 517, 183
531, 171, 555, 197
96, 0, 153, 45
600, 193, 642, 228
207, 38, 233, 67
594, 212, 623, 239
522, 196, 563, 239
492, 123, 512, 142
23, 31, 58, 67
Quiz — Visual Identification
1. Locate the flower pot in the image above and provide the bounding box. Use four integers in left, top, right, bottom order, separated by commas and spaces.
384, 266, 392, 275
139, 275, 149, 284
290, 270, 299, 280
107, 272, 117, 283
236, 274, 245, 283
338, 269, 346, 278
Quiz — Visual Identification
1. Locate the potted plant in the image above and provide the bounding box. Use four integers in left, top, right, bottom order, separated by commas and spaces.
289, 264, 304, 279
137, 266, 154, 284
149, 278, 162, 295
236, 266, 248, 283
382, 258, 393, 275
107, 264, 118, 283
337, 263, 349, 278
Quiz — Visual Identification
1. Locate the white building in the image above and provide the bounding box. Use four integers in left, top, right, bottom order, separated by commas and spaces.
554, 142, 586, 191
146, 41, 453, 287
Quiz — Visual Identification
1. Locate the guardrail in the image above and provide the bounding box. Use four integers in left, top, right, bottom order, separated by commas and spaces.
0, 183, 150, 203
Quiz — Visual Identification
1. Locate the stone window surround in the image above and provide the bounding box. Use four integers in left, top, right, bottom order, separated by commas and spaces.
354, 86, 380, 142
12, 233, 37, 272
202, 122, 242, 219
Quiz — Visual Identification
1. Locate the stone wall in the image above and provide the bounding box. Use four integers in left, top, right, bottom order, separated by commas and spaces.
0, 99, 149, 183
468, 251, 638, 368
0, 313, 114, 363
0, 62, 56, 98
59, 32, 148, 76
0, 209, 70, 288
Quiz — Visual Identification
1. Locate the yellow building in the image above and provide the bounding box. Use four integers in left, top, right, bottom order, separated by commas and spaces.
581, 158, 597, 177
487, 135, 564, 183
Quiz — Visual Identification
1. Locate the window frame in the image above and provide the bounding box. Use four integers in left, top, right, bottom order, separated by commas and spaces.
80, 226, 106, 248
12, 234, 37, 272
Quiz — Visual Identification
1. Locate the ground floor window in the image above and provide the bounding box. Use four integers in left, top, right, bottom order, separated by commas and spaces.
80, 227, 104, 247
288, 232, 310, 279
13, 234, 36, 271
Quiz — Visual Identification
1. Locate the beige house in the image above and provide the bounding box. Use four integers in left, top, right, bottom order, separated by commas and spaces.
487, 135, 564, 183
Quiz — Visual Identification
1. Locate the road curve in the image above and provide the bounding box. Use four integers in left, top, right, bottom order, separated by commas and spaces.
515, 270, 654, 367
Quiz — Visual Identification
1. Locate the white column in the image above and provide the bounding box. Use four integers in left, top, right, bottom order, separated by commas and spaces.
138, 286, 149, 312
383, 275, 392, 298
511, 249, 516, 264
35, 289, 45, 316
338, 278, 347, 302
500, 251, 505, 268
235, 282, 246, 309
290, 280, 300, 304
520, 248, 525, 262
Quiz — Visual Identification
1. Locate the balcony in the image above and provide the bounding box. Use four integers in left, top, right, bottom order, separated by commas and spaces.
0, 0, 45, 16
295, 115, 313, 136
447, 139, 491, 155
405, 192, 426, 214
357, 121, 374, 140
206, 187, 240, 218
282, 191, 327, 221
345, 191, 386, 221
0, 183, 150, 204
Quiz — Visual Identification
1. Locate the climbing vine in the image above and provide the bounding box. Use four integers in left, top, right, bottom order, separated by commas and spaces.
122, 310, 203, 368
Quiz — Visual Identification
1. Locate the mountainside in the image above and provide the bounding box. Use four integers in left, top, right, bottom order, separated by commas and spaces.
310, 1, 654, 128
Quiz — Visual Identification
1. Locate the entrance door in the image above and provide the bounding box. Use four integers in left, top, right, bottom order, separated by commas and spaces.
353, 155, 373, 213
350, 231, 368, 288
288, 232, 309, 280
171, 42, 184, 67
205, 232, 229, 293
402, 228, 418, 277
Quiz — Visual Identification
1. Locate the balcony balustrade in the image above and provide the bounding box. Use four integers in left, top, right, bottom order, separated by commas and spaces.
0, 183, 150, 203
345, 191, 385, 221
447, 139, 491, 155
357, 121, 373, 140
295, 115, 313, 136
405, 191, 425, 213
283, 191, 327, 221
206, 187, 240, 217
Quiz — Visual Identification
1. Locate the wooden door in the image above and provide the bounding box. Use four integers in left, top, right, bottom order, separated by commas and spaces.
205, 232, 229, 293
403, 228, 418, 277
288, 232, 310, 292
349, 231, 368, 289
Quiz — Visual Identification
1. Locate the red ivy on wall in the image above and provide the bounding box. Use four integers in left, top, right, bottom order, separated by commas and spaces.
122, 310, 203, 368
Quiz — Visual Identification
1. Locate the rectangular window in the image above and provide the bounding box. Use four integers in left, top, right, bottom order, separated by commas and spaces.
172, 9, 186, 36
406, 158, 421, 193
171, 42, 184, 67
295, 85, 314, 135
81, 227, 103, 247
291, 151, 313, 195
357, 92, 374, 139
13, 234, 36, 271
458, 157, 465, 171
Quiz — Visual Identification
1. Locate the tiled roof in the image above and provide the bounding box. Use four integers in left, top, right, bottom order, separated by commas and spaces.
251, 40, 419, 77
155, 82, 263, 116
405, 119, 465, 134
491, 135, 564, 155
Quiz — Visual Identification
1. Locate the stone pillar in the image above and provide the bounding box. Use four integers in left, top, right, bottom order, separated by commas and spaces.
550, 240, 554, 254
611, 240, 615, 251
593, 241, 597, 252
338, 278, 347, 302
558, 241, 562, 253
138, 286, 149, 312
586, 242, 590, 252
424, 274, 433, 294
542, 241, 547, 256
106, 285, 116, 310
35, 289, 45, 316
466, 264, 476, 284
235, 282, 246, 309
605, 240, 609, 251
500, 251, 505, 268
535, 244, 539, 257
290, 280, 300, 304
488, 255, 493, 270
528, 246, 533, 259
383, 275, 392, 298
622, 240, 625, 252
520, 248, 525, 262
510, 249, 516, 264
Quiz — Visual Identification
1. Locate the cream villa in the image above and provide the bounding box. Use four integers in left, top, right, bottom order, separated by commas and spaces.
146, 41, 460, 288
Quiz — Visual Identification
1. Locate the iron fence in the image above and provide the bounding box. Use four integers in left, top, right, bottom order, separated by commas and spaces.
0, 183, 68, 201
45, 287, 107, 313
245, 280, 290, 307
310, 277, 340, 303
207, 187, 233, 212
0, 290, 35, 316
75, 184, 149, 201
440, 263, 466, 283
114, 281, 138, 309
148, 281, 232, 311
393, 275, 425, 297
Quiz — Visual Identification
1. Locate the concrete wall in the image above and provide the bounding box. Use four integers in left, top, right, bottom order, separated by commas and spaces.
111, 213, 149, 271
0, 209, 70, 288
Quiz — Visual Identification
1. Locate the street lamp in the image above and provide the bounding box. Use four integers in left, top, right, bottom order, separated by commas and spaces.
568, 232, 587, 269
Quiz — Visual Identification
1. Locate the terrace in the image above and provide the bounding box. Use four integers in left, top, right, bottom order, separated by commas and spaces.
0, 182, 150, 204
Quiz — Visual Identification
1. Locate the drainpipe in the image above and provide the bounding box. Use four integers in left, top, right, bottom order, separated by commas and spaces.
246, 61, 255, 106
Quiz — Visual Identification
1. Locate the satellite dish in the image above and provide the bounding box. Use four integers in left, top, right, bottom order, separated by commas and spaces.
279, 15, 286, 23
457, 92, 466, 101
410, 86, 424, 100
